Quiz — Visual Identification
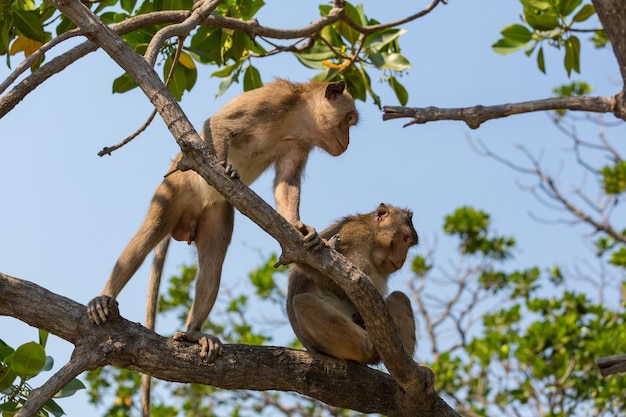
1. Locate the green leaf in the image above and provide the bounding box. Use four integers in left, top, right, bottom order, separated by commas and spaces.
43, 398, 65, 417
38, 329, 48, 348
237, 0, 264, 20
112, 72, 137, 94
524, 6, 559, 31
243, 64, 262, 91
378, 52, 411, 71
564, 35, 580, 76
120, 0, 137, 13
492, 38, 529, 55
388, 75, 408, 106
13, 10, 46, 43
164, 56, 187, 101
558, 0, 582, 16
0, 402, 20, 413
11, 342, 46, 378
210, 61, 240, 78
365, 28, 407, 52
537, 46, 546, 73
572, 3, 595, 22
215, 72, 236, 98
0, 363, 17, 391
55, 378, 86, 398
337, 2, 365, 44
501, 24, 533, 44
0, 339, 15, 361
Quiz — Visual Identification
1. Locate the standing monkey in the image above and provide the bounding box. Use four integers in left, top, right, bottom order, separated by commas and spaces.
87, 79, 359, 360
287, 203, 418, 364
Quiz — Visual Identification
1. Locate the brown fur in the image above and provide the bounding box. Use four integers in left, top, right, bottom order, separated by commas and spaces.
87, 79, 358, 356
287, 203, 418, 364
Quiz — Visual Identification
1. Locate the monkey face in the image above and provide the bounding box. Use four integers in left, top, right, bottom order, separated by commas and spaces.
382, 228, 417, 273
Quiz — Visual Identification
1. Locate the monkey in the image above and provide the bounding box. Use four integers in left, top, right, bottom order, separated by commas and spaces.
286, 203, 418, 365
87, 79, 359, 362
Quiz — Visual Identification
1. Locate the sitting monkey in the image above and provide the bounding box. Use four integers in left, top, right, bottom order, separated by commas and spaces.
287, 203, 418, 364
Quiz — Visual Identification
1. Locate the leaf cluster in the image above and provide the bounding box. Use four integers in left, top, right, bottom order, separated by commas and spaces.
0, 331, 84, 417
296, 3, 410, 107
492, 0, 603, 76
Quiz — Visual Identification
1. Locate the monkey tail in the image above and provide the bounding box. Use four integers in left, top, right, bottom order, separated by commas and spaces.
141, 236, 171, 417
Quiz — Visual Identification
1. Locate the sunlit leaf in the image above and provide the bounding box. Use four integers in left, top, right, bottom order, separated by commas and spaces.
11, 342, 46, 378
492, 38, 529, 55
13, 10, 46, 42
55, 378, 86, 398
537, 46, 546, 73
558, 0, 582, 16
501, 24, 533, 44
243, 64, 262, 91
0, 363, 17, 391
388, 75, 408, 106
564, 35, 580, 76
572, 3, 595, 22
112, 72, 137, 93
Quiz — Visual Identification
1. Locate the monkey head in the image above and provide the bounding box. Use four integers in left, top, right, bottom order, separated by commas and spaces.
371, 203, 418, 274
315, 80, 359, 156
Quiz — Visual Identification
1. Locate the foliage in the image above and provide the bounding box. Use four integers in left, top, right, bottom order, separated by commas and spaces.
0, 0, 411, 105
423, 206, 626, 417
0, 331, 85, 417
492, 0, 604, 76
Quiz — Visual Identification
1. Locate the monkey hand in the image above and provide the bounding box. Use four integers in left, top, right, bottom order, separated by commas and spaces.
173, 331, 224, 363
221, 161, 240, 180
87, 295, 119, 325
295, 221, 323, 251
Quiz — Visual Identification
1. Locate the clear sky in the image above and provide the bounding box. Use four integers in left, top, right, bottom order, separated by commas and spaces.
1, 1, 624, 415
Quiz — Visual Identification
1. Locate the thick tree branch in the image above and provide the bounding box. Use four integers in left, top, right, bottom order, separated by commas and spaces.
2, 273, 458, 417
0, 273, 431, 417
383, 95, 621, 128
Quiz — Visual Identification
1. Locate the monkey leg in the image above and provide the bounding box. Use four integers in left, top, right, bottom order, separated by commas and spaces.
386, 291, 417, 358
291, 293, 379, 364
88, 198, 173, 325
173, 200, 234, 362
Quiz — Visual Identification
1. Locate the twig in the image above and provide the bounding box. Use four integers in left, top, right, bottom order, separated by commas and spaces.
98, 37, 185, 156
0, 28, 82, 95
383, 96, 619, 128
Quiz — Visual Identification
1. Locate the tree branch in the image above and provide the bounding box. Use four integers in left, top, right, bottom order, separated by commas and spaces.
383, 95, 621, 128
0, 273, 454, 417
596, 354, 626, 377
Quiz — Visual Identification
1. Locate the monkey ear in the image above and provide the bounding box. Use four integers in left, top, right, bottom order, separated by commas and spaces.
374, 203, 389, 222
324, 80, 346, 100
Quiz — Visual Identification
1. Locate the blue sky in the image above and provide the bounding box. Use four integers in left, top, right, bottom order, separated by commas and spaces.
1, 1, 624, 414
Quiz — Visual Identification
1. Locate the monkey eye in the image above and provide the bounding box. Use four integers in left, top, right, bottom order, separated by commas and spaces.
403, 234, 410, 242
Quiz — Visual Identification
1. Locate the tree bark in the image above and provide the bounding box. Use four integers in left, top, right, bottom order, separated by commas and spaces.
1, 273, 456, 417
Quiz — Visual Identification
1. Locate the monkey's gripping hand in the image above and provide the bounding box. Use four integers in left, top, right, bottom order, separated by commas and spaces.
296, 221, 324, 251
221, 161, 240, 180
173, 331, 224, 363
87, 295, 119, 325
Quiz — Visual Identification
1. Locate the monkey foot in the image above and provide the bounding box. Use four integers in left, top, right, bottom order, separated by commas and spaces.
87, 295, 119, 325
295, 221, 323, 251
173, 331, 224, 363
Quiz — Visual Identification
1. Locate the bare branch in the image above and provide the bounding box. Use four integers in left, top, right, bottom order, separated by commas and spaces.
597, 354, 626, 377
0, 28, 82, 95
383, 96, 621, 128
340, 0, 446, 35
145, 0, 222, 66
